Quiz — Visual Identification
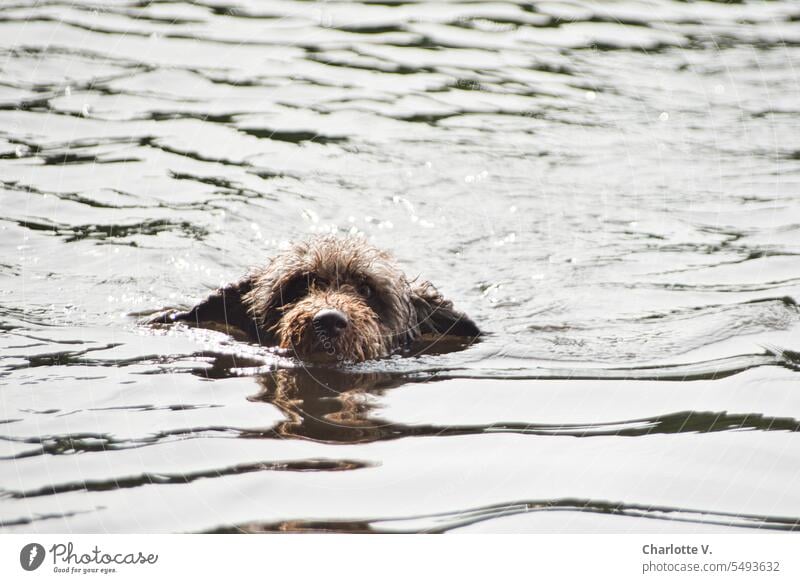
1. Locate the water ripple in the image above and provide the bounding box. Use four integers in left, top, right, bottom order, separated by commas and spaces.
208, 498, 800, 533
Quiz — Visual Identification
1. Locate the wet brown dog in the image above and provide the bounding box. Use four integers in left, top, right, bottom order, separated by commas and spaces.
146, 235, 480, 363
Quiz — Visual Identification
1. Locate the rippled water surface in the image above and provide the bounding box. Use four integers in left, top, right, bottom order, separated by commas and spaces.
2, 0, 800, 533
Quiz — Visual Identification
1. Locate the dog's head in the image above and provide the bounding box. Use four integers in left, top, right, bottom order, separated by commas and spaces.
242, 236, 479, 363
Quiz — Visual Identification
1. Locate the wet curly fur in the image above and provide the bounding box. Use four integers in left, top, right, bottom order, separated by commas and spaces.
145, 235, 480, 363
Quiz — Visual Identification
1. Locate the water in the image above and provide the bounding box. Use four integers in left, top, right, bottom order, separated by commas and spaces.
1, 0, 800, 533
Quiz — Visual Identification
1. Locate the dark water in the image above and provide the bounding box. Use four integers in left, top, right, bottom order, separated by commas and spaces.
1, 0, 800, 533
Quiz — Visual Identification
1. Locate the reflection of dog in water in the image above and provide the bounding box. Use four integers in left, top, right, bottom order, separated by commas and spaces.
250, 368, 405, 443
146, 235, 480, 363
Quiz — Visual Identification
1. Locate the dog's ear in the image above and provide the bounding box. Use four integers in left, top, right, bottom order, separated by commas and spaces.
410, 281, 481, 337
143, 277, 261, 340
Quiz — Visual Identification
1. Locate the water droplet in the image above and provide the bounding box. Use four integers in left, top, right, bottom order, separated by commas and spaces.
585, 91, 596, 101
659, 112, 669, 122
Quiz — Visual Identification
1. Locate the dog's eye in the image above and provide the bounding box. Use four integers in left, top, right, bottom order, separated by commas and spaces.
311, 277, 328, 289
279, 277, 309, 304
358, 283, 373, 299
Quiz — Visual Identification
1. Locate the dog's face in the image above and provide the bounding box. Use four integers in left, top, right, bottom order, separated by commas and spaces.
242, 236, 479, 363
244, 237, 415, 362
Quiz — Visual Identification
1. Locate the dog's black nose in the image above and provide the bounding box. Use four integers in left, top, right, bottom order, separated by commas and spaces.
313, 308, 349, 337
